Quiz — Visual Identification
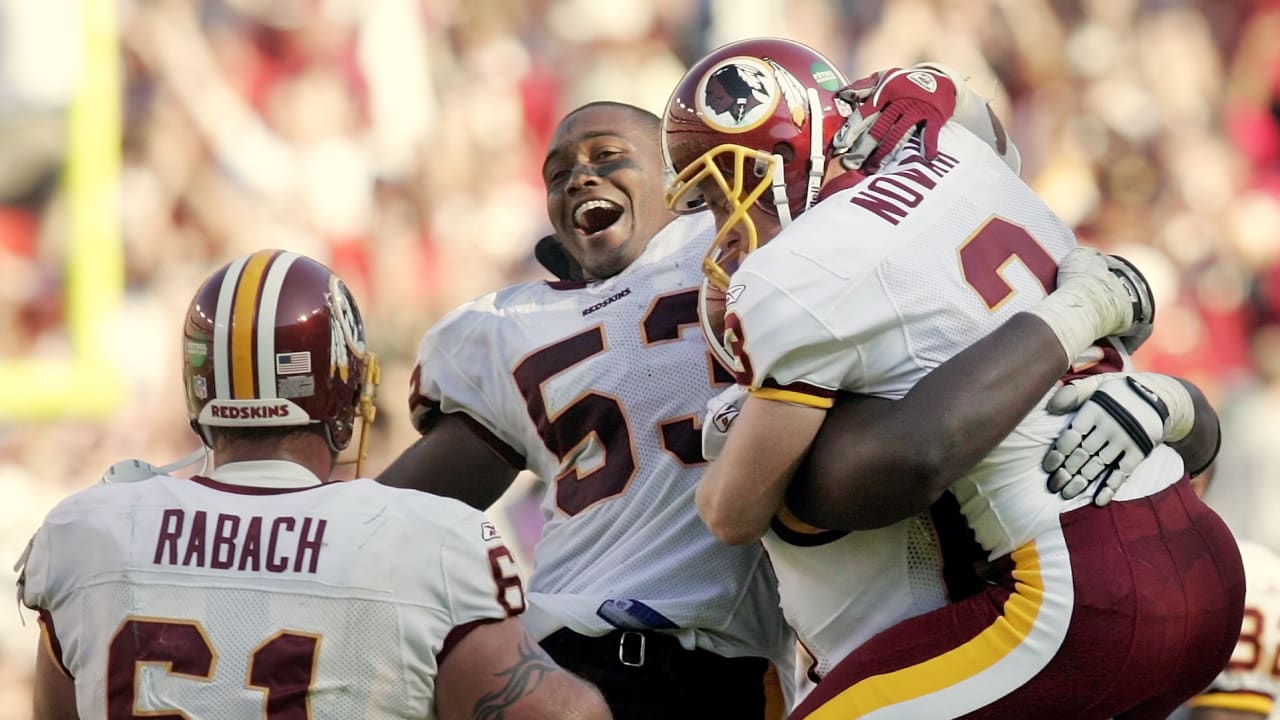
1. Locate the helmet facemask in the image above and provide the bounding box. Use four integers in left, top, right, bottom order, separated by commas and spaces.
324, 274, 381, 477
334, 350, 380, 478
667, 144, 789, 292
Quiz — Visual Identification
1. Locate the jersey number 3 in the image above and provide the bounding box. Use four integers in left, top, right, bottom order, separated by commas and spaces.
108, 617, 317, 719
513, 289, 727, 516
958, 216, 1056, 309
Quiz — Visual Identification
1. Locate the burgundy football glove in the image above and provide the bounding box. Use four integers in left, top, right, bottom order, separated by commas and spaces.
832, 65, 958, 172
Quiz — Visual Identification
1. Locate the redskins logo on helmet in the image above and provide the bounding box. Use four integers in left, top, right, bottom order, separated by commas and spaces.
183, 250, 380, 473
697, 58, 780, 133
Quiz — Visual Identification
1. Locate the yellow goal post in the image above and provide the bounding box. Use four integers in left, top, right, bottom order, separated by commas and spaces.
0, 0, 123, 420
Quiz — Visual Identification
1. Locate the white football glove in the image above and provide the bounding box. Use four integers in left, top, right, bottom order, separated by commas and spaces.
1043, 372, 1194, 506
1029, 248, 1156, 363
831, 63, 1021, 175
702, 385, 749, 462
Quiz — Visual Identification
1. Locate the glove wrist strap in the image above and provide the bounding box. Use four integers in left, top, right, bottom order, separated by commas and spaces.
1027, 285, 1111, 364
1132, 373, 1195, 443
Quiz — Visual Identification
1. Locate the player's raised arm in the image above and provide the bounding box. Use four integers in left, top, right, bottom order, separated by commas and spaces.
378, 308, 525, 508
435, 619, 611, 720
379, 413, 521, 509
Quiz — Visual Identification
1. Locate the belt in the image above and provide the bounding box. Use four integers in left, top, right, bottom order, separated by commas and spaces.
543, 627, 690, 671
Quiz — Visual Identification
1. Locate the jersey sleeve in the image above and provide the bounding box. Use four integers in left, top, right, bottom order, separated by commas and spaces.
433, 506, 527, 663
17, 500, 81, 675
410, 299, 526, 469
726, 269, 856, 409
17, 525, 53, 611
17, 491, 90, 613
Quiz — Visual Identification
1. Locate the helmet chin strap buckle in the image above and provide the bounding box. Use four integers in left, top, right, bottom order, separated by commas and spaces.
770, 155, 793, 227
804, 87, 825, 212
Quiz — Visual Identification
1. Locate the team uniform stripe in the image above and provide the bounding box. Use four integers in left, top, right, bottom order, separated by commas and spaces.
1189, 692, 1275, 716
804, 527, 1073, 719
37, 610, 71, 678
230, 250, 279, 399
212, 254, 251, 398
751, 387, 834, 408
255, 252, 300, 400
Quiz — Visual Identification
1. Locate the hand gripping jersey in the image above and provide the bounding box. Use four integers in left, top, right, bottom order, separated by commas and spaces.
1190, 539, 1280, 718
412, 214, 793, 670
727, 125, 1210, 714
18, 462, 520, 719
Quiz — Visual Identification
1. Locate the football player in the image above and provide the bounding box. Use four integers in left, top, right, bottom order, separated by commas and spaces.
19, 250, 608, 720
378, 72, 1064, 715
664, 38, 1243, 719
381, 101, 797, 720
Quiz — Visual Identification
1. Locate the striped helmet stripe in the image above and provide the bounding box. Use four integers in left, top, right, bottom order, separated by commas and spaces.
254, 251, 301, 400
212, 254, 250, 398
230, 250, 281, 399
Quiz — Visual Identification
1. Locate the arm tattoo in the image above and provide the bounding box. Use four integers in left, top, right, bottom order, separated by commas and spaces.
472, 636, 560, 720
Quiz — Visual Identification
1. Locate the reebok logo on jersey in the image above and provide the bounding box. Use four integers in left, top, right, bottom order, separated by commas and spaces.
582, 288, 631, 316
712, 403, 740, 433
481, 521, 501, 541
726, 285, 745, 305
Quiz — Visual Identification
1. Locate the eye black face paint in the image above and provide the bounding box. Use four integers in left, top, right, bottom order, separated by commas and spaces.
593, 156, 643, 178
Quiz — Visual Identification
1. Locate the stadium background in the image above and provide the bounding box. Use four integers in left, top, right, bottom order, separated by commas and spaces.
1, 0, 1278, 713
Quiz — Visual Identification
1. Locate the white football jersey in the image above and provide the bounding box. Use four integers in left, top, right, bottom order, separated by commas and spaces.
412, 214, 793, 669
728, 124, 1183, 561
19, 461, 520, 720
1190, 539, 1280, 718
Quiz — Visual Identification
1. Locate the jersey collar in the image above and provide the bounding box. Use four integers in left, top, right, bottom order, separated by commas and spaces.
208, 460, 324, 489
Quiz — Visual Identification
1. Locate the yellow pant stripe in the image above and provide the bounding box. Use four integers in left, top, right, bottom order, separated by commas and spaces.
807, 542, 1045, 719
1188, 692, 1274, 716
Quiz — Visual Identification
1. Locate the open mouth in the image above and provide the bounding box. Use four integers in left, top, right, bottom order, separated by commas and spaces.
573, 199, 624, 237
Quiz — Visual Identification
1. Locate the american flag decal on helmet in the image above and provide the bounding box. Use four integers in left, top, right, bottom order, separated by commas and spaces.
276, 352, 312, 375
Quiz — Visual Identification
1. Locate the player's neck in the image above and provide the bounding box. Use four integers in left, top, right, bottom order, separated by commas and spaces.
212, 434, 336, 482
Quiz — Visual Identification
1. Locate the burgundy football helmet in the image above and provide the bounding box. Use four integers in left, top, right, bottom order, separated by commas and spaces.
663, 37, 850, 292
183, 250, 380, 471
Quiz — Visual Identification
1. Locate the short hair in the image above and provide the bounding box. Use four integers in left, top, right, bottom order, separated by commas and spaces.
562, 101, 662, 136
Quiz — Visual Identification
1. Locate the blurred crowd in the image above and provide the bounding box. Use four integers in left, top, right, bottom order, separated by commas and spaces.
2, 0, 1279, 714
